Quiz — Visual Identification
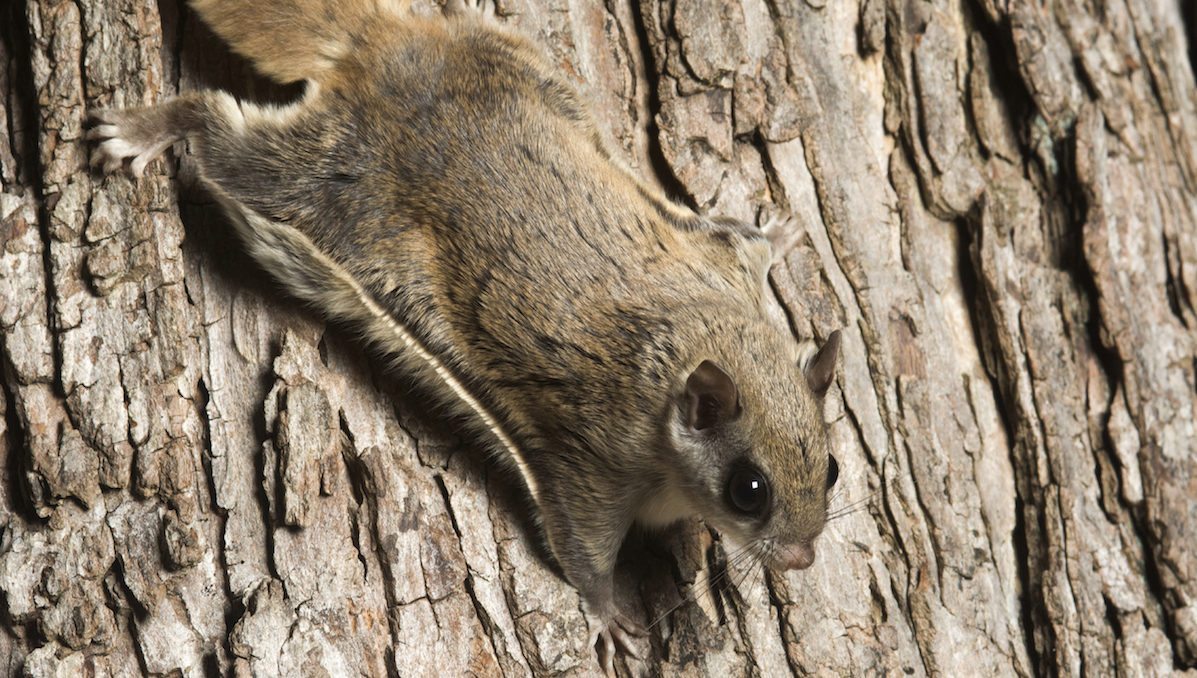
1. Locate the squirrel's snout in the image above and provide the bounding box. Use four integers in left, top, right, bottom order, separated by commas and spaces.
773, 541, 816, 570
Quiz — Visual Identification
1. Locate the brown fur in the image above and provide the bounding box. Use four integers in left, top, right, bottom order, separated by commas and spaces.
189, 0, 411, 83
89, 1, 840, 665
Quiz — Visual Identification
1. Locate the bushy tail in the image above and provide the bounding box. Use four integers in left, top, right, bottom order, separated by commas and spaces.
189, 0, 410, 84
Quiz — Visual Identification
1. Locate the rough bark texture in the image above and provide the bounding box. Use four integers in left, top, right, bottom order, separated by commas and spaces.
2, 0, 1196, 675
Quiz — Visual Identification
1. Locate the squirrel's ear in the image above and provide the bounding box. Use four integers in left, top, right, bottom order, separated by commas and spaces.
683, 360, 740, 431
800, 330, 841, 399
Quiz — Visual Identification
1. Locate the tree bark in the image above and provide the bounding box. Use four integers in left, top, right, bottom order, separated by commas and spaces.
2, 0, 1196, 674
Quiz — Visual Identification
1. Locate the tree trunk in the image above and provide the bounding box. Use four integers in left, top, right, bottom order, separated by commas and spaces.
2, 0, 1196, 674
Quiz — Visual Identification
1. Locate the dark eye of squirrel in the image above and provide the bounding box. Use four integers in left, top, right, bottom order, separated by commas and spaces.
826, 455, 839, 489
726, 466, 769, 516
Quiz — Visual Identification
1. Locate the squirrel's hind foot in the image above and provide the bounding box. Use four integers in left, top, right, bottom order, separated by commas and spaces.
87, 108, 181, 178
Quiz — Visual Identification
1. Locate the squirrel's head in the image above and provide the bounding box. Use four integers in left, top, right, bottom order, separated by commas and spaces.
664, 326, 842, 572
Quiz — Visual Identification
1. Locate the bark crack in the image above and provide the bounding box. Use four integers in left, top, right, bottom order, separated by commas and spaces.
0, 351, 34, 521
2, 2, 38, 190
194, 374, 240, 668
432, 472, 507, 669
624, 0, 699, 210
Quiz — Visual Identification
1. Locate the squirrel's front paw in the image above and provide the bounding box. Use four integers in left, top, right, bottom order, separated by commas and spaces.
760, 211, 802, 265
588, 612, 647, 675
87, 109, 179, 178
445, 0, 496, 20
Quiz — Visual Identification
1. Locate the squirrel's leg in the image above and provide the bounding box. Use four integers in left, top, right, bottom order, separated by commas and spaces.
536, 483, 648, 673
88, 91, 356, 308
88, 91, 264, 178
88, 89, 324, 196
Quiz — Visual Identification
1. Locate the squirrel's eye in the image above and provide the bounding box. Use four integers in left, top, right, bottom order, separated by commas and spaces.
826, 455, 839, 489
726, 467, 769, 516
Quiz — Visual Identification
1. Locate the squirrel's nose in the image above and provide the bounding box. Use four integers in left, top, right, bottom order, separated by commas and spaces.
774, 542, 816, 570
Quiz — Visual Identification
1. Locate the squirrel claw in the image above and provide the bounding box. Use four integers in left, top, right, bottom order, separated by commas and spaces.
589, 613, 646, 675
445, 0, 496, 19
760, 211, 802, 265
85, 108, 177, 178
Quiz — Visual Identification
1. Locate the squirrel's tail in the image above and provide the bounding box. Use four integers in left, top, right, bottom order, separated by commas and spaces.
189, 0, 410, 84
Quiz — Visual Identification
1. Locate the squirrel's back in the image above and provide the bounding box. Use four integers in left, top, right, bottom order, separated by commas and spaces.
189, 0, 411, 83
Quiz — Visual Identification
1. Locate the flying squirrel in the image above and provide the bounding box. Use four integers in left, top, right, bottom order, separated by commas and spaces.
89, 0, 843, 669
